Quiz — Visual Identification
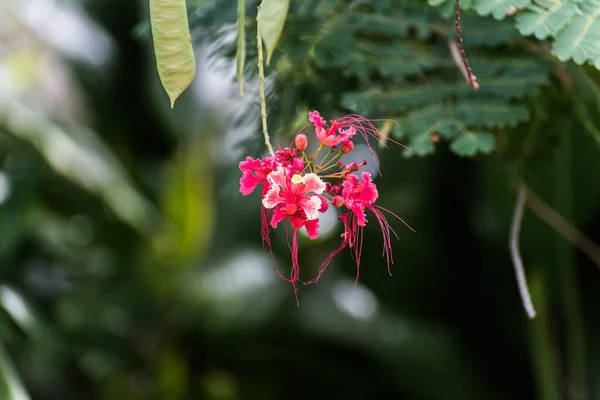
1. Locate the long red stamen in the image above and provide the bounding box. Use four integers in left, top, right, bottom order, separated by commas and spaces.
368, 205, 415, 276
304, 239, 348, 285
274, 226, 300, 305
261, 206, 271, 250
337, 115, 409, 176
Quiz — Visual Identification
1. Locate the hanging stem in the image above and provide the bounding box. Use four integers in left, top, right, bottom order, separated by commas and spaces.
257, 9, 274, 157
454, 0, 478, 89
509, 182, 536, 319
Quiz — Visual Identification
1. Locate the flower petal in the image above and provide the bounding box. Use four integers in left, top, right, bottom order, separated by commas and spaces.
240, 170, 264, 195
300, 195, 322, 220
304, 218, 319, 239
270, 207, 288, 228
348, 203, 368, 226
301, 173, 326, 194
262, 185, 283, 209
318, 196, 329, 212
309, 111, 325, 129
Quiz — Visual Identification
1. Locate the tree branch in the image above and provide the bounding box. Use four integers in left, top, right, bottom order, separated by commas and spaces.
509, 182, 536, 319
525, 186, 600, 269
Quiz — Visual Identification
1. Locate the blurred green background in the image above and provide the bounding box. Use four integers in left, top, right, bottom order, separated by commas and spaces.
1, 0, 600, 399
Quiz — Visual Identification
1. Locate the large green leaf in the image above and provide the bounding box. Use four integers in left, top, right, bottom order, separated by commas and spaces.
257, 0, 290, 65
149, 0, 196, 107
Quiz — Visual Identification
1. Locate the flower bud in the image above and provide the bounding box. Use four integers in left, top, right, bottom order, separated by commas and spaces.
332, 195, 345, 207
295, 134, 308, 151
336, 160, 343, 167
341, 140, 354, 154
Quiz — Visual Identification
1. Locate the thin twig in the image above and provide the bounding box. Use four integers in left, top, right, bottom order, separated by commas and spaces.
525, 186, 600, 269
509, 182, 536, 319
256, 7, 275, 157
454, 0, 478, 89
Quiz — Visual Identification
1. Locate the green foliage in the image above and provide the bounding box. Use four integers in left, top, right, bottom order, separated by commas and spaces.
432, 0, 600, 68
201, 0, 552, 158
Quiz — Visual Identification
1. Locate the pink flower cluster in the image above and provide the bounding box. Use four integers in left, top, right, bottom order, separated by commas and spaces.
239, 111, 413, 303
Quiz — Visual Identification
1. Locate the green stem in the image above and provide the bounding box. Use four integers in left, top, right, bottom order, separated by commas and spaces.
554, 119, 586, 399
313, 144, 325, 160
528, 268, 561, 400
256, 21, 274, 157
315, 148, 336, 171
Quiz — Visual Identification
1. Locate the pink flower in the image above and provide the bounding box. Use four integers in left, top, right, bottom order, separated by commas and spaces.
239, 156, 274, 196
262, 167, 326, 238
274, 148, 304, 172
238, 150, 303, 197
308, 111, 408, 175
239, 156, 278, 250
262, 166, 327, 296
341, 172, 379, 226
239, 150, 305, 253
307, 172, 414, 286
239, 111, 413, 303
309, 111, 357, 147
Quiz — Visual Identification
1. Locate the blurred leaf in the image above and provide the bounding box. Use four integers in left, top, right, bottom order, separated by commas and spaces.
257, 0, 290, 65
201, 370, 240, 400
155, 135, 215, 265
237, 0, 246, 96
1, 101, 164, 239
0, 286, 45, 343
0, 342, 31, 400
158, 350, 188, 400
0, 155, 40, 267
450, 130, 495, 156
149, 0, 196, 107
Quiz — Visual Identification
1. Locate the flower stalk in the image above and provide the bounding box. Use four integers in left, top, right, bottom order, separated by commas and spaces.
256, 12, 274, 157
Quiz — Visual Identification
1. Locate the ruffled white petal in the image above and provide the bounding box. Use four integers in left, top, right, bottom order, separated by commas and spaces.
301, 173, 325, 194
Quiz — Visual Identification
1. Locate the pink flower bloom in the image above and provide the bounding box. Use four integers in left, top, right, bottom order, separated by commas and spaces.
274, 148, 304, 172
308, 111, 326, 130
262, 167, 326, 237
308, 111, 408, 175
262, 167, 327, 295
307, 172, 414, 286
341, 172, 379, 226
239, 156, 274, 196
240, 111, 413, 302
239, 150, 304, 253
309, 110, 357, 147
